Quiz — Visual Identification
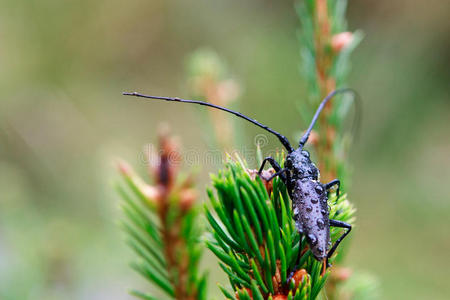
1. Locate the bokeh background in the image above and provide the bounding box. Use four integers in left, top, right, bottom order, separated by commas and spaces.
1, 0, 449, 299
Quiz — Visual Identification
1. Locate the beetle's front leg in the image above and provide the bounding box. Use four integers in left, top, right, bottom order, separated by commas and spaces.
258, 156, 286, 183
326, 219, 352, 267
267, 168, 288, 181
325, 179, 340, 198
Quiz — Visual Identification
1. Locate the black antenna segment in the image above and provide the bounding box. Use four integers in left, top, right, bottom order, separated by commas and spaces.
298, 88, 359, 148
123, 92, 294, 153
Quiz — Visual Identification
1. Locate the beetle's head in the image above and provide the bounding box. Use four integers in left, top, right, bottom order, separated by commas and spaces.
285, 149, 319, 180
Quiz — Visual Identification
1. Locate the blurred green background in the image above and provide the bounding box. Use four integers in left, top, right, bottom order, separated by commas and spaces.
1, 0, 449, 299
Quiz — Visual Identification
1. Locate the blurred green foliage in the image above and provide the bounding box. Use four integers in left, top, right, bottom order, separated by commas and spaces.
117, 143, 207, 300
0, 0, 449, 299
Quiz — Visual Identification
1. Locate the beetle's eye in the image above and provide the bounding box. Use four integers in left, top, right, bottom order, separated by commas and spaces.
301, 150, 310, 158
285, 158, 293, 168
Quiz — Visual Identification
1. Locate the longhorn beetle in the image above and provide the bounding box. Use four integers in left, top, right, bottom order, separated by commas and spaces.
123, 89, 358, 266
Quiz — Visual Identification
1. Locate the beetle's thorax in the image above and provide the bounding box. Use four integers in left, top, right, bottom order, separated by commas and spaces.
285, 149, 319, 180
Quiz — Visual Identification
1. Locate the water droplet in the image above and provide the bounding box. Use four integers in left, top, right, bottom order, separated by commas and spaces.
306, 205, 313, 212
304, 192, 309, 196
301, 150, 310, 158
307, 234, 317, 245
293, 207, 299, 216
317, 219, 325, 230
315, 185, 324, 194
296, 223, 303, 233
321, 209, 327, 215
311, 198, 318, 204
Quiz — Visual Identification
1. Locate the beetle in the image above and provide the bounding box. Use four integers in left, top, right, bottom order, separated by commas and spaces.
123, 89, 357, 266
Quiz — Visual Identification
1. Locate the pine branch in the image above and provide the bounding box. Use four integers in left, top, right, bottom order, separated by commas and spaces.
297, 0, 363, 184
205, 4, 363, 298
296, 1, 380, 299
297, 0, 361, 270
117, 131, 207, 300
185, 48, 241, 151
205, 153, 355, 299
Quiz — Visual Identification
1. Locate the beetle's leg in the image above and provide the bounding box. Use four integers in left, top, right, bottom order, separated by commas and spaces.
258, 157, 286, 183
326, 219, 352, 267
325, 179, 340, 198
258, 157, 281, 173
267, 168, 288, 181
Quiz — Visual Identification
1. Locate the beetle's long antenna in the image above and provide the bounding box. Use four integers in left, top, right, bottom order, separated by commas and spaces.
299, 88, 360, 148
123, 92, 295, 153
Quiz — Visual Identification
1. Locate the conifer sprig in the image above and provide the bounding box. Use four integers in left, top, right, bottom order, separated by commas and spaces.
297, 0, 363, 184
205, 154, 355, 299
295, 1, 379, 299
117, 132, 207, 300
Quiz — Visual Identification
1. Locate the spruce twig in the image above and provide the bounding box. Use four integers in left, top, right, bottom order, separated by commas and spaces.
297, 0, 363, 184
296, 1, 378, 299
117, 131, 207, 300
205, 152, 355, 299
186, 48, 241, 151
205, 1, 363, 299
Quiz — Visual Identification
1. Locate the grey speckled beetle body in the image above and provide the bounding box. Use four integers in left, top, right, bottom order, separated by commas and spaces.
124, 88, 357, 267
293, 177, 330, 261
282, 148, 349, 263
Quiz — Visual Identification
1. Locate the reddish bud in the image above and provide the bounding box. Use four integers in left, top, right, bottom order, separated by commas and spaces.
117, 159, 133, 178
292, 269, 308, 288
141, 184, 159, 206
153, 129, 182, 190
331, 32, 353, 52
179, 188, 197, 212
307, 130, 319, 147
117, 158, 159, 206
332, 267, 352, 281
247, 168, 275, 195
217, 79, 240, 105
